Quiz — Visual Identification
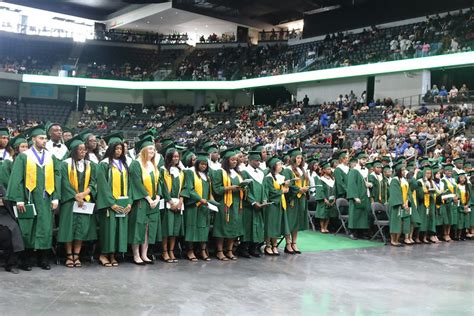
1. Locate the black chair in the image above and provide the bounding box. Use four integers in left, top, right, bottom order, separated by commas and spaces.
335, 198, 349, 235
371, 202, 389, 244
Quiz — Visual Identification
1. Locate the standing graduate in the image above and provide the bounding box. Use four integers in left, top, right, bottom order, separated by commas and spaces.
206, 144, 222, 174
251, 144, 268, 173
388, 162, 411, 247
346, 152, 371, 239
128, 136, 162, 265
239, 151, 265, 258
262, 156, 290, 256
6, 125, 61, 270
281, 148, 309, 254
369, 161, 388, 204
181, 153, 213, 261
81, 130, 101, 164
57, 135, 98, 268
333, 150, 349, 199
96, 132, 131, 267
0, 133, 29, 189
45, 123, 68, 160
416, 165, 437, 244
211, 149, 244, 261
0, 127, 11, 165
406, 162, 421, 244
441, 164, 458, 241
315, 161, 336, 234
455, 172, 470, 240
160, 147, 185, 263
452, 158, 464, 180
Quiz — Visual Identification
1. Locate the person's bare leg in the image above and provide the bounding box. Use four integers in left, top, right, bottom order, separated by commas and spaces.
284, 235, 293, 253
140, 226, 151, 262
226, 238, 236, 259
132, 244, 143, 263
216, 238, 228, 260
65, 242, 74, 267
162, 237, 170, 261
169, 237, 177, 260
291, 231, 300, 252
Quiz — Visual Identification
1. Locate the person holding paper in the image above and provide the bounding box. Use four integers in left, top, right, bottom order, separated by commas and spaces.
388, 162, 411, 247
281, 148, 309, 254
239, 151, 265, 258
315, 161, 336, 234
441, 164, 458, 242
416, 165, 437, 244
211, 148, 244, 261
263, 156, 290, 255
181, 153, 213, 261
160, 147, 185, 263
6, 125, 61, 271
96, 132, 131, 267
128, 136, 162, 265
455, 172, 470, 240
346, 151, 372, 240
57, 135, 98, 268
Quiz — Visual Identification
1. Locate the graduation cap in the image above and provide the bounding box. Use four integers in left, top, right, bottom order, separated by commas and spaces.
337, 150, 349, 160
320, 161, 331, 169
103, 132, 124, 146
138, 130, 155, 140
135, 135, 155, 152
464, 162, 472, 169
79, 129, 94, 142
392, 161, 405, 172
381, 155, 391, 162
65, 134, 84, 151
0, 127, 10, 137
161, 137, 175, 147
419, 157, 430, 166
181, 150, 195, 165
366, 162, 373, 169
29, 124, 47, 137
373, 161, 383, 168
62, 127, 74, 135
453, 157, 464, 165
201, 139, 214, 148
266, 156, 281, 169
165, 146, 178, 156
195, 152, 209, 163
432, 165, 441, 174
220, 148, 237, 160
175, 145, 187, 153
457, 170, 466, 177
349, 156, 358, 164
307, 157, 319, 165
247, 151, 262, 162
251, 144, 265, 152
7, 134, 27, 149
383, 165, 392, 172
443, 163, 454, 171
287, 148, 302, 158
356, 151, 368, 159
205, 144, 219, 154
45, 121, 62, 132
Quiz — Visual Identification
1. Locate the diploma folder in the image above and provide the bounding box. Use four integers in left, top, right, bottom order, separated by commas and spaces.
73, 202, 95, 215
13, 204, 37, 219
114, 197, 129, 217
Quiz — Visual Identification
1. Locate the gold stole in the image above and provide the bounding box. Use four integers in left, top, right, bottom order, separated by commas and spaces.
68, 161, 91, 201
459, 185, 468, 205
293, 169, 307, 199
273, 177, 287, 210
422, 181, 431, 208
194, 172, 214, 207
222, 169, 243, 222
142, 163, 159, 197
401, 181, 408, 204
163, 169, 184, 194
25, 155, 55, 195
445, 179, 455, 193
111, 164, 127, 199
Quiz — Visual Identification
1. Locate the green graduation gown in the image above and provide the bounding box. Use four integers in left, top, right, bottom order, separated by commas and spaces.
315, 176, 337, 219
281, 167, 308, 232
263, 174, 290, 238
240, 167, 265, 243
442, 177, 458, 226
181, 168, 212, 242
408, 177, 421, 227
160, 166, 184, 237
128, 160, 162, 245
96, 160, 131, 253
334, 164, 349, 199
211, 169, 244, 238
346, 167, 370, 229
415, 179, 436, 233
6, 150, 61, 250
369, 173, 389, 204
456, 184, 471, 229
58, 159, 98, 243
388, 177, 410, 234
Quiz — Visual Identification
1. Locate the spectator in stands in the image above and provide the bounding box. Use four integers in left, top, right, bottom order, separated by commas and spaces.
459, 84, 469, 101
448, 85, 458, 103
435, 86, 448, 103
421, 42, 431, 57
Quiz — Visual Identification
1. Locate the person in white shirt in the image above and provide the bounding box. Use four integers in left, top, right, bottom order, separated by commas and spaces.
45, 123, 68, 160
0, 128, 11, 162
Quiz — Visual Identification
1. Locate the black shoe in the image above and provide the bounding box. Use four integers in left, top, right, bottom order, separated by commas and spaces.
284, 246, 295, 255
5, 266, 20, 274
143, 260, 155, 265
19, 263, 32, 271
39, 262, 51, 270
238, 249, 251, 258
249, 247, 262, 258
133, 260, 146, 266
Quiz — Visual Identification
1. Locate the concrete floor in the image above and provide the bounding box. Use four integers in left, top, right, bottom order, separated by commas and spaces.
1, 242, 473, 316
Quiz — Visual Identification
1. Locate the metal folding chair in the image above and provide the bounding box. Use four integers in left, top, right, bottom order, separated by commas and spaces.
307, 197, 317, 231
335, 198, 349, 235
371, 202, 389, 244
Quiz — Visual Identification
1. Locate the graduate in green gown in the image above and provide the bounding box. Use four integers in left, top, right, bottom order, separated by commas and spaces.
128, 136, 162, 265
441, 164, 458, 242
0, 133, 29, 189
160, 147, 185, 263
181, 153, 213, 261
346, 151, 371, 239
455, 172, 470, 240
388, 162, 411, 247
239, 151, 266, 258
211, 148, 244, 261
431, 165, 447, 243
315, 161, 336, 234
333, 150, 349, 199
251, 144, 269, 174
369, 161, 388, 204
96, 132, 131, 267
468, 171, 474, 239
452, 158, 464, 181
0, 127, 12, 170
262, 156, 290, 256
6, 125, 61, 270
281, 148, 309, 254
415, 165, 437, 244
57, 135, 98, 268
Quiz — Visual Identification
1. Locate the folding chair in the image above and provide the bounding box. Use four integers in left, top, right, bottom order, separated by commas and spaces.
307, 197, 317, 231
335, 198, 349, 235
371, 202, 389, 244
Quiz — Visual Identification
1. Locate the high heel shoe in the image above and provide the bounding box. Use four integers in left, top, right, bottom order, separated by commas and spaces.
284, 245, 295, 255
291, 243, 302, 254
264, 246, 274, 256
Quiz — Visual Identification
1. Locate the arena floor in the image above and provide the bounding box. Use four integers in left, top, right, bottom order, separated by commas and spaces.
1, 239, 472, 316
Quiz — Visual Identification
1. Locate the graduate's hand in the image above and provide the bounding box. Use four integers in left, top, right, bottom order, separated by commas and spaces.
124, 204, 131, 214
17, 203, 25, 213
366, 182, 373, 188
75, 193, 85, 203
200, 199, 208, 205
177, 200, 183, 211
282, 186, 289, 193
354, 198, 361, 204
51, 201, 59, 210
324, 199, 330, 205
284, 180, 291, 186
169, 202, 178, 211
231, 185, 241, 192
111, 204, 122, 212
299, 187, 308, 193
403, 203, 409, 210
453, 196, 458, 203
253, 202, 262, 209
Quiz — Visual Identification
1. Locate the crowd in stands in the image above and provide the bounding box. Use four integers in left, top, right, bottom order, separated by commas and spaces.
259, 29, 302, 41
424, 83, 471, 103
199, 33, 236, 43
96, 29, 189, 45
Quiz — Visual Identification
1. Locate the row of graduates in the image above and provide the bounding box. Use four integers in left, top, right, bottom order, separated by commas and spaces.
311, 149, 474, 247
0, 125, 312, 271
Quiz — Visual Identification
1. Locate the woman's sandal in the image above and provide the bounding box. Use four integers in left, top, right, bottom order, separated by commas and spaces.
161, 252, 174, 263
110, 256, 119, 267
73, 253, 82, 268
264, 246, 274, 256
186, 252, 198, 262
216, 251, 229, 261
291, 243, 302, 254
65, 253, 75, 268
99, 255, 112, 267
272, 246, 280, 256
225, 251, 237, 260
200, 249, 211, 261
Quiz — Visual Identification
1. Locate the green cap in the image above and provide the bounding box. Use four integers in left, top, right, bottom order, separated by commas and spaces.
287, 148, 302, 158
201, 139, 214, 148
138, 130, 155, 140
252, 144, 264, 152
356, 151, 368, 159
165, 146, 178, 156
443, 164, 454, 171
7, 134, 27, 149
103, 132, 124, 146
464, 162, 472, 169
320, 161, 331, 169
381, 156, 391, 162
373, 161, 383, 168
161, 138, 175, 148
267, 156, 281, 169
195, 152, 209, 163
135, 135, 155, 152
366, 162, 373, 169
206, 144, 219, 154
45, 122, 61, 132
392, 161, 405, 172
337, 150, 348, 159
457, 170, 466, 177
383, 165, 392, 171
220, 148, 237, 160
79, 130, 93, 142
62, 127, 74, 135
453, 158, 464, 164
181, 150, 195, 166
422, 165, 432, 172
65, 134, 84, 151
0, 127, 10, 137
247, 151, 262, 161
419, 157, 429, 166
29, 125, 47, 137
432, 165, 441, 174
307, 157, 319, 165
349, 156, 358, 164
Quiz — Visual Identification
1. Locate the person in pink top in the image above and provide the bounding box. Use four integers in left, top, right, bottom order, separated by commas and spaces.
422, 42, 430, 57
